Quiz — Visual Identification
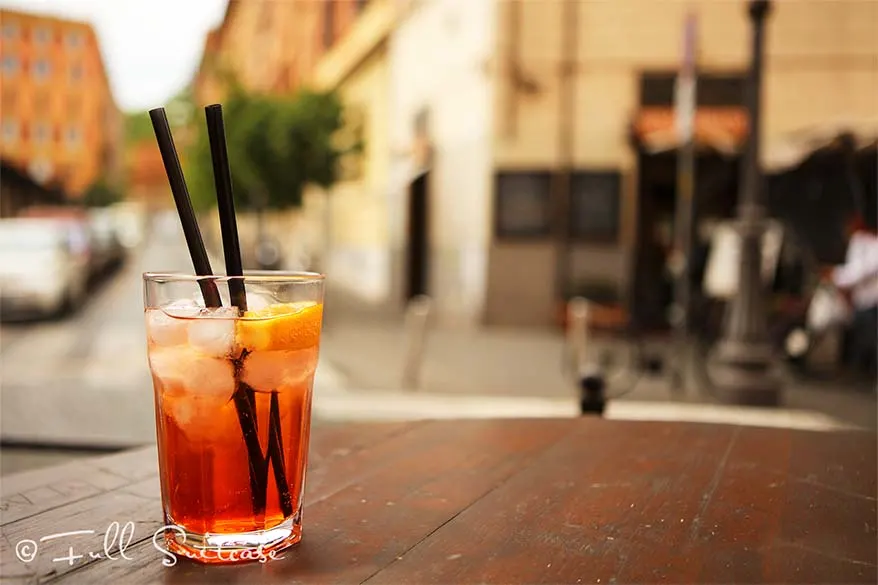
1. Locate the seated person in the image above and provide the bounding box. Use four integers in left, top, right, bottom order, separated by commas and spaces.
831, 215, 878, 379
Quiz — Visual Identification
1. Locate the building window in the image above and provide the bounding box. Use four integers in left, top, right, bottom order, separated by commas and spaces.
70, 63, 83, 82
65, 126, 82, 150
34, 26, 52, 45
67, 95, 81, 114
322, 1, 335, 49
1, 119, 19, 144
34, 122, 51, 144
495, 172, 552, 239
640, 72, 746, 108
65, 30, 84, 48
1, 21, 19, 40
2, 55, 19, 76
33, 59, 51, 81
569, 171, 622, 242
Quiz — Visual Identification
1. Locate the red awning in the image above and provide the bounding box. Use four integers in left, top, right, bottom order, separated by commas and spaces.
634, 107, 748, 154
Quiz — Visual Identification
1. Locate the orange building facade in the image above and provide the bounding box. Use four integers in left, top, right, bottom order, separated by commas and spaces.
0, 8, 122, 198
193, 0, 366, 105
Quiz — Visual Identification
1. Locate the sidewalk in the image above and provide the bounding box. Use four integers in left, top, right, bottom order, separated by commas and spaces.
318, 287, 878, 430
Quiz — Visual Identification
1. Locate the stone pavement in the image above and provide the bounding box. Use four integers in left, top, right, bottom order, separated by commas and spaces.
2, 230, 873, 460
318, 286, 878, 431
0, 217, 184, 447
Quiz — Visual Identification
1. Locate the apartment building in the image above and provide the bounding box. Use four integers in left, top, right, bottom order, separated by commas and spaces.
0, 8, 122, 198
193, 0, 369, 105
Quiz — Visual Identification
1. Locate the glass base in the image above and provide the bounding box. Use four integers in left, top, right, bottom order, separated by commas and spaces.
164, 515, 302, 565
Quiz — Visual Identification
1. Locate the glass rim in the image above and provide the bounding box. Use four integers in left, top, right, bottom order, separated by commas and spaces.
143, 271, 325, 284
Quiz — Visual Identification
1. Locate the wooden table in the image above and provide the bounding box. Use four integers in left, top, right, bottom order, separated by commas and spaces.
2, 419, 876, 584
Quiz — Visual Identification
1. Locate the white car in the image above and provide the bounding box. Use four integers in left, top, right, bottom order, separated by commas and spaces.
0, 218, 90, 319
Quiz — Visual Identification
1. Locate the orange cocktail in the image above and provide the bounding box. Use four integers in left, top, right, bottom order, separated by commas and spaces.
144, 272, 323, 563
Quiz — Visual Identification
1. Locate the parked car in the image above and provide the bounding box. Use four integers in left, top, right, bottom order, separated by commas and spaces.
0, 218, 90, 319
106, 201, 146, 250
87, 208, 125, 278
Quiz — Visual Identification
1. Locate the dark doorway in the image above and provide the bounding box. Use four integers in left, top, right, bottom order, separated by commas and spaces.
631, 149, 740, 332
406, 172, 429, 300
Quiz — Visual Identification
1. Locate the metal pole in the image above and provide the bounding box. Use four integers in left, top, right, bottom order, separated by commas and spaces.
671, 12, 698, 392
554, 0, 577, 305
401, 295, 433, 390
711, 0, 782, 405
566, 296, 590, 376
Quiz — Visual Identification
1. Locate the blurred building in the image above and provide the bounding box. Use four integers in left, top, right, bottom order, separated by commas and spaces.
317, 0, 877, 328
193, 0, 367, 105
126, 140, 173, 212
191, 0, 378, 268
0, 8, 122, 200
126, 91, 196, 211
304, 0, 396, 300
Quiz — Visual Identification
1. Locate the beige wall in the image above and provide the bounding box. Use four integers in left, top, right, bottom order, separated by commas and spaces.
388, 0, 496, 325
306, 0, 397, 303
321, 45, 394, 301
486, 0, 878, 327
494, 0, 877, 167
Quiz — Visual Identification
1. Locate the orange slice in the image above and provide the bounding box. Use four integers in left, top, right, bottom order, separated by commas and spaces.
236, 302, 323, 352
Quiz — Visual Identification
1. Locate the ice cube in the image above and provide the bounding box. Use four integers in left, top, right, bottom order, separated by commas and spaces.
146, 309, 189, 346
161, 393, 239, 442
241, 347, 319, 391
163, 298, 203, 318
244, 290, 277, 313
148, 346, 236, 398
188, 307, 238, 357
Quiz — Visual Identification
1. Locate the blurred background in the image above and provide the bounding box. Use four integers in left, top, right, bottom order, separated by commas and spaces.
1, 0, 876, 474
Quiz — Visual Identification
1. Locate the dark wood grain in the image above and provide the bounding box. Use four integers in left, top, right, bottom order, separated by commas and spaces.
0, 422, 419, 584
61, 418, 578, 584
1, 419, 874, 585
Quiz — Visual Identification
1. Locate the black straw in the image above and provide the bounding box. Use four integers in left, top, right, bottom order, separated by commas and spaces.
205, 104, 247, 312
203, 103, 292, 520
149, 108, 222, 308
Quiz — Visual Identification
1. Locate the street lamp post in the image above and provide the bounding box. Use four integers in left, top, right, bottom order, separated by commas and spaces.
710, 0, 782, 406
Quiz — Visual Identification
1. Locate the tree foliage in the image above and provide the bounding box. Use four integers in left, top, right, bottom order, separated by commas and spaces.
82, 180, 122, 207
186, 86, 346, 212
124, 111, 153, 146
125, 86, 196, 145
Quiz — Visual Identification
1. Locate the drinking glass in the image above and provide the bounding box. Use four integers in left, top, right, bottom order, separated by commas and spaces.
143, 272, 324, 563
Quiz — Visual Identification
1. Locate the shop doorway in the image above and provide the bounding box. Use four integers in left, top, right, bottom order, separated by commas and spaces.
631, 149, 740, 331
405, 172, 430, 300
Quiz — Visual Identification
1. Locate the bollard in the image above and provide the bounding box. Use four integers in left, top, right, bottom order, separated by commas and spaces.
401, 295, 433, 390
579, 364, 606, 416
566, 297, 590, 377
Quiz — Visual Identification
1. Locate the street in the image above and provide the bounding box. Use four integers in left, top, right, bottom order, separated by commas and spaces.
0, 212, 342, 450
2, 213, 875, 457
0, 213, 188, 447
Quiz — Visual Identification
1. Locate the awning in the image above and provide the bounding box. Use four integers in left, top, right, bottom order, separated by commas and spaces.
763, 118, 878, 172
633, 106, 748, 155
